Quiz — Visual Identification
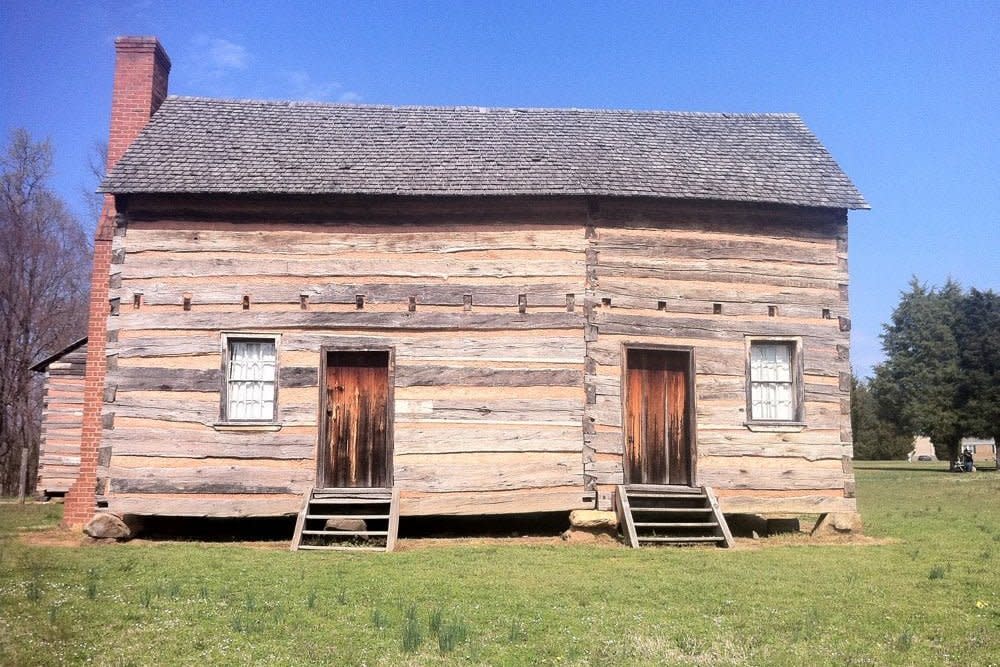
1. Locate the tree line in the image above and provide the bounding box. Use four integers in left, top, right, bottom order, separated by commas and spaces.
853, 279, 1000, 464
0, 129, 91, 494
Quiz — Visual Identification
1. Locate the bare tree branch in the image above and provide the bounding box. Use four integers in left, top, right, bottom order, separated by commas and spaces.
0, 129, 91, 494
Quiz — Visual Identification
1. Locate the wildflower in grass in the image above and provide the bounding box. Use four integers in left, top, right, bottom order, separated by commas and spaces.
975, 600, 989, 609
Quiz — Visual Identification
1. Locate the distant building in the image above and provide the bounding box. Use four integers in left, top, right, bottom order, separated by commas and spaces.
908, 437, 937, 462
960, 438, 997, 465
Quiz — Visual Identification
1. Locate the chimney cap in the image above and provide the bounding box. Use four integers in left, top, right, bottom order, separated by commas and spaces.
114, 36, 171, 67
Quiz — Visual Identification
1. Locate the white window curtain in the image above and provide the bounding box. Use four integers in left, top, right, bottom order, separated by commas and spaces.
750, 343, 794, 421
227, 340, 276, 420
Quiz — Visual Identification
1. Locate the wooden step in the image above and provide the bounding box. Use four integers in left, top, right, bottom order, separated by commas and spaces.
631, 507, 713, 513
626, 491, 705, 499
614, 484, 734, 549
292, 486, 401, 552
313, 487, 393, 494
297, 545, 387, 552
625, 484, 700, 493
305, 514, 390, 520
301, 530, 389, 537
638, 536, 723, 543
308, 498, 391, 505
634, 522, 718, 528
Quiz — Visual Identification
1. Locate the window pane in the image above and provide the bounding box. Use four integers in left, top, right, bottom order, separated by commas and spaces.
227, 339, 276, 420
751, 343, 791, 382
750, 342, 796, 421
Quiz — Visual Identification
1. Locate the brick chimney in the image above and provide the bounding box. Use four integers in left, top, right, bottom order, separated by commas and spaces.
63, 37, 170, 529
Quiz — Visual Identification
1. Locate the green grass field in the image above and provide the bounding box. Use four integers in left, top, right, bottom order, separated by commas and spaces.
1, 463, 997, 666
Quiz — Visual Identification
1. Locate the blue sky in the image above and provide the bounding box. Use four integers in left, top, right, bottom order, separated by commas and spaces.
1, 1, 997, 377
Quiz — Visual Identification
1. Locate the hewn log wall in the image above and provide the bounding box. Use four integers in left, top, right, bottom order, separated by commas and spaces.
103, 197, 589, 517
36, 344, 87, 495
584, 200, 857, 514
99, 195, 856, 519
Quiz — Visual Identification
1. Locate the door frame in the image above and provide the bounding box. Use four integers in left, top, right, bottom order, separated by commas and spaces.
316, 344, 396, 488
620, 343, 698, 486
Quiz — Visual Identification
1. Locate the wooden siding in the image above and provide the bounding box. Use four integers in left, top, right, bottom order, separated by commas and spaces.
37, 344, 87, 495
104, 197, 588, 517
99, 195, 856, 518
583, 200, 857, 514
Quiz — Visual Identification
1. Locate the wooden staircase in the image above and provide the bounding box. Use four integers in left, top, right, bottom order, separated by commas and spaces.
614, 484, 734, 548
291, 487, 400, 552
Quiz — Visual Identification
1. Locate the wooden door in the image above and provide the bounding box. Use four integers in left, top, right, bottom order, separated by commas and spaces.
321, 351, 391, 488
624, 348, 694, 485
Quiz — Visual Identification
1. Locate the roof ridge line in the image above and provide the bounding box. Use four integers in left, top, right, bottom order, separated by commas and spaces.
163, 96, 801, 118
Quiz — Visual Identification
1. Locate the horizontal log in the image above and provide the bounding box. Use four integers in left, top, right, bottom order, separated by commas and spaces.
120, 281, 584, 308
400, 486, 592, 516
584, 431, 622, 454
122, 256, 582, 280
396, 398, 583, 424
396, 365, 580, 387
109, 465, 314, 494
716, 494, 857, 514
596, 278, 841, 308
594, 232, 834, 261
126, 227, 588, 255
111, 396, 317, 425
583, 459, 623, 484
591, 295, 843, 321
111, 311, 584, 332
593, 205, 843, 238
113, 368, 220, 392
698, 467, 845, 490
394, 456, 583, 492
593, 312, 841, 343
394, 424, 582, 454
116, 333, 585, 363
103, 428, 317, 459
107, 494, 303, 517
596, 255, 841, 283
595, 265, 840, 290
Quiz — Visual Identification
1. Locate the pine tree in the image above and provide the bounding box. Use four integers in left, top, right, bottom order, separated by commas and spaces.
872, 279, 965, 461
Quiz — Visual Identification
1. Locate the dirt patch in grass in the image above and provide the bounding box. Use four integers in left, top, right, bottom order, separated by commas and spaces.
17, 526, 892, 551
733, 532, 896, 549
17, 527, 89, 548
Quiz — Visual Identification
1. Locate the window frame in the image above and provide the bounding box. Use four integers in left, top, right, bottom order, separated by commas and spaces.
219, 332, 281, 424
744, 336, 805, 428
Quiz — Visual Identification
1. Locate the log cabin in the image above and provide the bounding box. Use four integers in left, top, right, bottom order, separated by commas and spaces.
62, 37, 869, 549
30, 338, 88, 498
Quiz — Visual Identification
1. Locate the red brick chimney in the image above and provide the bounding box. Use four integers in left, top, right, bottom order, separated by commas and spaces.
63, 37, 170, 528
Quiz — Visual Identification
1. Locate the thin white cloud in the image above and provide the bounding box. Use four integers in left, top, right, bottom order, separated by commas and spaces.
280, 70, 359, 103
206, 38, 249, 71
189, 35, 250, 82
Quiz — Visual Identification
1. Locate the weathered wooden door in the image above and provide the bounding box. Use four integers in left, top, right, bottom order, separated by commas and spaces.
624, 348, 694, 486
321, 351, 391, 488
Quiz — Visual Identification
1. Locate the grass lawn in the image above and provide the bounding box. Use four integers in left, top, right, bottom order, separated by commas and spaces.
1, 463, 997, 666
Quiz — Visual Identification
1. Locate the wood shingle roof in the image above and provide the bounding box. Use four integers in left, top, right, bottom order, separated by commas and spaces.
101, 97, 869, 209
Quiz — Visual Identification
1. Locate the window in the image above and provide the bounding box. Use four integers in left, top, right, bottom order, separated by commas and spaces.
747, 339, 802, 423
223, 336, 277, 421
